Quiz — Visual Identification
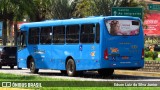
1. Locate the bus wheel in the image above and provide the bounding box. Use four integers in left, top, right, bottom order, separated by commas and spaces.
98, 69, 114, 77
10, 66, 14, 69
66, 59, 77, 77
30, 60, 39, 74
0, 65, 2, 69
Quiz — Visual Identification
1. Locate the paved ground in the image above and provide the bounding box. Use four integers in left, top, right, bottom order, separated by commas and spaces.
0, 66, 160, 81
115, 70, 160, 78
1, 66, 160, 89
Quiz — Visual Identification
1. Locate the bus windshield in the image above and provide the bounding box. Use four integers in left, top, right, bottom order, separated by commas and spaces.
106, 20, 140, 36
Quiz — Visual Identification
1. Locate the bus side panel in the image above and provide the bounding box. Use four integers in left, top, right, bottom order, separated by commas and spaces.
26, 45, 49, 69
46, 45, 66, 70
33, 45, 67, 70
51, 45, 69, 70
17, 48, 29, 68
76, 44, 101, 70
47, 44, 101, 71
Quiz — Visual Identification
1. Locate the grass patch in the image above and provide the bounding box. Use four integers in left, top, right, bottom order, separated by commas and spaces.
0, 73, 159, 90
0, 73, 64, 81
39, 87, 160, 90
145, 57, 160, 61
144, 51, 160, 61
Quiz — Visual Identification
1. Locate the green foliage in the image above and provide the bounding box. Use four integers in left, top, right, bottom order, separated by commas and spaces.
50, 0, 78, 19
0, 0, 148, 21
73, 0, 147, 18
145, 51, 158, 60
145, 51, 150, 58
144, 46, 150, 51
0, 0, 148, 45
0, 73, 65, 81
153, 51, 158, 60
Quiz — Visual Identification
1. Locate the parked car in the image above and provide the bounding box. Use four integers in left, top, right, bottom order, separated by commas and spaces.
0, 46, 17, 69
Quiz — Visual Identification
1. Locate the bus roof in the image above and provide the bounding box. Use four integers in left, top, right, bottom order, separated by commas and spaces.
20, 16, 140, 30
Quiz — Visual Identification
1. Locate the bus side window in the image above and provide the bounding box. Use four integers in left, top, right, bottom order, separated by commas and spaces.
17, 31, 26, 48
21, 32, 26, 47
80, 24, 95, 43
28, 28, 40, 44
53, 26, 65, 44
96, 23, 100, 43
66, 25, 79, 44
17, 32, 21, 46
40, 26, 52, 44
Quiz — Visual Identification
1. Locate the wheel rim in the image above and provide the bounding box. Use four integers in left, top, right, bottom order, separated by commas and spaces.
30, 61, 34, 71
68, 61, 74, 74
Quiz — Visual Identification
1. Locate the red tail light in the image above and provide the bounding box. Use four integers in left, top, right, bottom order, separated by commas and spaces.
104, 49, 108, 60
142, 49, 144, 59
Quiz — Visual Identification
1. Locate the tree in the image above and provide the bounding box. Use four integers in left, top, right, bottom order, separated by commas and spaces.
0, 0, 16, 45
0, 0, 31, 45
74, 0, 147, 18
25, 0, 78, 21
24, 0, 80, 20
26, 0, 52, 21
0, 0, 148, 45
49, 0, 79, 19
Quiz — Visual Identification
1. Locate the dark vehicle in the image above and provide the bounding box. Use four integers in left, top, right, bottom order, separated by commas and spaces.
0, 46, 17, 69
154, 44, 160, 51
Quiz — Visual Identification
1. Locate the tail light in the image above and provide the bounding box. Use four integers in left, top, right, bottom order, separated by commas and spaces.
104, 49, 108, 60
142, 49, 144, 59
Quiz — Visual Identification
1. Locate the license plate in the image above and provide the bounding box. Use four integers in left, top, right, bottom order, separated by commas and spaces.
9, 56, 15, 58
122, 56, 129, 59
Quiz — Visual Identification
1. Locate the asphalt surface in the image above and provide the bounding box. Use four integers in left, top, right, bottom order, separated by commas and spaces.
0, 66, 160, 81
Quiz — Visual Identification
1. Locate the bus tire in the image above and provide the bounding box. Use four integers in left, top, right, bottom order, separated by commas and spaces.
0, 65, 2, 69
66, 58, 77, 77
98, 69, 114, 77
30, 59, 39, 74
10, 66, 14, 69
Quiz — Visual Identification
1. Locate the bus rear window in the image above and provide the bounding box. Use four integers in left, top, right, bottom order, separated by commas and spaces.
106, 20, 140, 36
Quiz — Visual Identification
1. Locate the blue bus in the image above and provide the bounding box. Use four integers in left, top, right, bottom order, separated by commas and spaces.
17, 16, 144, 77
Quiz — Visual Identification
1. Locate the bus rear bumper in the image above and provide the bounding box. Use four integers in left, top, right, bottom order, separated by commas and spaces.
101, 60, 144, 69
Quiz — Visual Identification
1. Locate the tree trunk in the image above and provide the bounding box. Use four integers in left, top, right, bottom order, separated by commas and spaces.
2, 20, 7, 46
14, 22, 18, 46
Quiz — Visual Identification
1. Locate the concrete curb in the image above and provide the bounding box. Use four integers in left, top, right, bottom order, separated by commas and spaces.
115, 70, 160, 77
